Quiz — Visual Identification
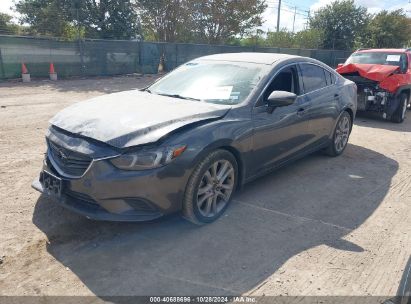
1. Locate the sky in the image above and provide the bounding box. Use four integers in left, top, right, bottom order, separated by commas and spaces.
261, 0, 411, 32
1, 0, 410, 33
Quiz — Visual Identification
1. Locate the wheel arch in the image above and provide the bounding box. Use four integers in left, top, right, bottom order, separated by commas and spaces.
189, 140, 246, 189
395, 86, 411, 103
344, 107, 354, 132
399, 88, 410, 104
218, 145, 245, 189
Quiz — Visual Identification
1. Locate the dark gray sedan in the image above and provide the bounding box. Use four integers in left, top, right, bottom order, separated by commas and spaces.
32, 53, 357, 224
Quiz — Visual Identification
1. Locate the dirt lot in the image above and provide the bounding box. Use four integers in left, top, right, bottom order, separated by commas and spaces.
0, 76, 410, 298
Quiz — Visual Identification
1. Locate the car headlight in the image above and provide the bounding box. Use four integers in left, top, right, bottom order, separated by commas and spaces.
110, 145, 187, 171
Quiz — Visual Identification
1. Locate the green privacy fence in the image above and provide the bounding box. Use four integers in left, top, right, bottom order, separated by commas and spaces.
0, 35, 352, 80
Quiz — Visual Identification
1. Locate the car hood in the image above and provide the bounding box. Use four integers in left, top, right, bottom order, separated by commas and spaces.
336, 63, 400, 82
50, 90, 231, 148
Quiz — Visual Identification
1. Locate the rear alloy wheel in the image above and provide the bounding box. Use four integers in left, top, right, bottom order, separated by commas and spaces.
391, 93, 408, 123
183, 150, 237, 225
325, 111, 351, 157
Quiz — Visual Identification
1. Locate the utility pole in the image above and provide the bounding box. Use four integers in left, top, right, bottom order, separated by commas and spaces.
292, 6, 297, 33
276, 0, 282, 32
304, 9, 311, 29
72, 0, 85, 75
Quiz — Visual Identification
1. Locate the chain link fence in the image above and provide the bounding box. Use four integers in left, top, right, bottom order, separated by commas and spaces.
0, 35, 352, 80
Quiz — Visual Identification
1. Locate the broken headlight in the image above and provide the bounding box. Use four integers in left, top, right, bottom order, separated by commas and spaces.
110, 145, 186, 170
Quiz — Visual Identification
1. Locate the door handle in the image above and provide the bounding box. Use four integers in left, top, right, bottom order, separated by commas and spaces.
297, 108, 306, 116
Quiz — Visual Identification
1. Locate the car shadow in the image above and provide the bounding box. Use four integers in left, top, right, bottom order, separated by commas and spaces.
355, 111, 411, 133
32, 144, 398, 297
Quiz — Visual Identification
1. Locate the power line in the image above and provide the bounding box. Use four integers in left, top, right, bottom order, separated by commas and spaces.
265, 0, 310, 32
266, 0, 308, 14
266, 1, 310, 16
281, 0, 310, 11
266, 5, 308, 17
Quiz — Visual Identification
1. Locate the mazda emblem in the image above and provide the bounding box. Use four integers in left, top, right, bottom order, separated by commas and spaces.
58, 149, 68, 162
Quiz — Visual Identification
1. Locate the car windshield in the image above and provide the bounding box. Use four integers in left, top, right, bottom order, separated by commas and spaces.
346, 52, 408, 70
147, 61, 268, 105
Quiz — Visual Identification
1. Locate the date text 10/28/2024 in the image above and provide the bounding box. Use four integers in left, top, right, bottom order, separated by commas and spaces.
149, 296, 256, 303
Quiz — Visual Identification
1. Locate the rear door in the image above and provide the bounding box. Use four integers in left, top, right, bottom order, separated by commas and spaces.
299, 63, 339, 146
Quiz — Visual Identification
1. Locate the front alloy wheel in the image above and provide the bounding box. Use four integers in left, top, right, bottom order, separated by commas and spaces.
335, 115, 350, 153
197, 160, 235, 218
183, 150, 238, 225
325, 111, 351, 157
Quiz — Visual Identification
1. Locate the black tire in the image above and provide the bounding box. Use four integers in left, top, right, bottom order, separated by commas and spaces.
391, 93, 408, 123
182, 149, 238, 225
325, 111, 352, 157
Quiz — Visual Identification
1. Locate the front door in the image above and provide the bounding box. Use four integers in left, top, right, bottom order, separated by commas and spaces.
250, 64, 313, 176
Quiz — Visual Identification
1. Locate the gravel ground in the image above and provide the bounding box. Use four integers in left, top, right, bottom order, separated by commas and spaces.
0, 76, 410, 298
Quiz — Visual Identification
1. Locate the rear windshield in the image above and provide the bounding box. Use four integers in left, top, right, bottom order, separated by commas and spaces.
346, 52, 408, 71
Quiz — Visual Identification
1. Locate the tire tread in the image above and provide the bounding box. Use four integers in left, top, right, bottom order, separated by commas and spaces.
391, 93, 408, 123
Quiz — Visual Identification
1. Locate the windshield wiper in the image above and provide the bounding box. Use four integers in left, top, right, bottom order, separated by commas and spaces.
156, 93, 200, 101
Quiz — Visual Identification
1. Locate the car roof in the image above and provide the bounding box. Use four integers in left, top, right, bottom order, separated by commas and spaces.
197, 52, 299, 65
356, 48, 409, 54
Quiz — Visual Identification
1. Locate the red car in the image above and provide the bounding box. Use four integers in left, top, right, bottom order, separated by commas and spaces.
336, 48, 411, 123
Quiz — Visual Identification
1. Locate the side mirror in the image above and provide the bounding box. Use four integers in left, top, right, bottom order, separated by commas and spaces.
337, 63, 344, 68
266, 91, 297, 108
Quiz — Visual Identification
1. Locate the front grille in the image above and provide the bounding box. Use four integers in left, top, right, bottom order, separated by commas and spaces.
48, 140, 92, 177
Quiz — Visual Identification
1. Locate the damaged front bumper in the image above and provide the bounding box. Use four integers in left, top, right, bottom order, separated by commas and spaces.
340, 75, 402, 120
31, 176, 162, 222
357, 85, 398, 119
336, 63, 409, 120
31, 140, 190, 222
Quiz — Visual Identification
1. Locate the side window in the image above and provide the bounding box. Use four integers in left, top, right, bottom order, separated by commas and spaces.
263, 65, 300, 101
300, 64, 327, 93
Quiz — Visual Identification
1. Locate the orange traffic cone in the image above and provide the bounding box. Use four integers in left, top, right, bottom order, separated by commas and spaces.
22, 63, 28, 74
21, 62, 30, 82
49, 62, 57, 81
